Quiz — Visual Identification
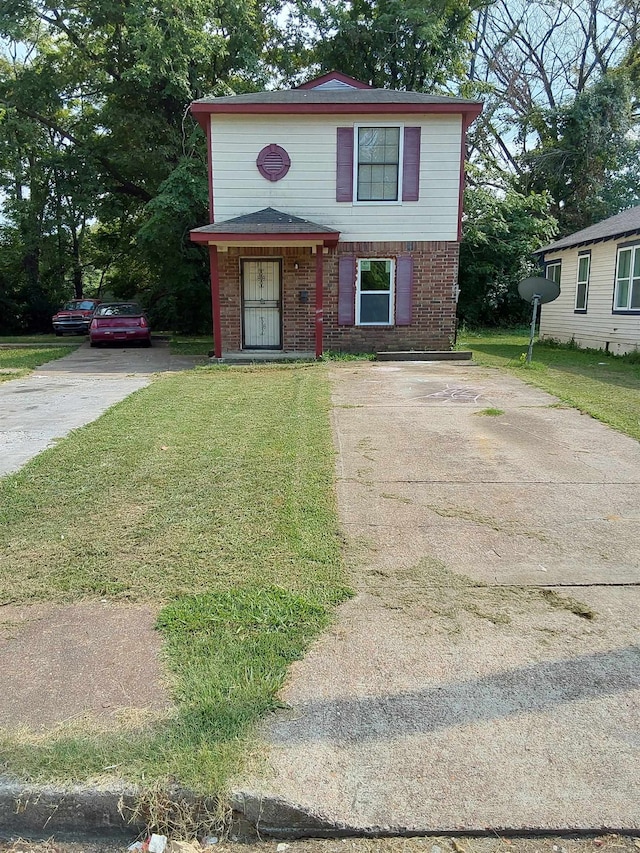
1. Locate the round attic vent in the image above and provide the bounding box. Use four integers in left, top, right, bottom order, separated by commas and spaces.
256, 144, 291, 181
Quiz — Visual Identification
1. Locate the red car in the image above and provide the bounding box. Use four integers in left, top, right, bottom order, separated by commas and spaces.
89, 302, 152, 347
52, 298, 101, 336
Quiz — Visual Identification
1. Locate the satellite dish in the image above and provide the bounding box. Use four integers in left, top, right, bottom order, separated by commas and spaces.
518, 276, 560, 304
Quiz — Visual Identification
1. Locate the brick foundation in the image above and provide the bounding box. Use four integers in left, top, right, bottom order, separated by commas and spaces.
215, 241, 459, 354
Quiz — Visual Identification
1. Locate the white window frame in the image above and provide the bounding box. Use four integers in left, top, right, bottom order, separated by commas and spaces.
546, 260, 561, 285
575, 253, 590, 312
353, 123, 404, 206
356, 258, 395, 326
614, 243, 640, 312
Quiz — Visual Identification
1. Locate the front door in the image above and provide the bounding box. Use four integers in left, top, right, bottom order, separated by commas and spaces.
242, 259, 282, 350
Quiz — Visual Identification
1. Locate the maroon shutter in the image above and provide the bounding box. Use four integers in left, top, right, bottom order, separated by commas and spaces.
402, 127, 421, 202
336, 127, 354, 202
338, 255, 356, 325
395, 255, 414, 325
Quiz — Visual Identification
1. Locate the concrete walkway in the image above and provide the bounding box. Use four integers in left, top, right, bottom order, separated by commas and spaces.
0, 341, 201, 476
233, 361, 640, 836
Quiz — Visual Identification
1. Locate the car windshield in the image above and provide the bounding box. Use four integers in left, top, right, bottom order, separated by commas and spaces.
96, 304, 142, 317
62, 300, 97, 310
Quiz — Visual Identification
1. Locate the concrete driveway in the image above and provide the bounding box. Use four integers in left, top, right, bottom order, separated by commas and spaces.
234, 360, 640, 836
0, 341, 202, 476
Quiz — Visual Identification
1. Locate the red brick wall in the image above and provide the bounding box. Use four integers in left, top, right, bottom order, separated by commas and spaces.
215, 241, 458, 354
325, 241, 459, 352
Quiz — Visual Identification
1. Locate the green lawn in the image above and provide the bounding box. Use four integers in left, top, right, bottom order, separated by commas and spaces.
0, 364, 349, 794
457, 328, 640, 442
0, 345, 78, 381
169, 335, 214, 356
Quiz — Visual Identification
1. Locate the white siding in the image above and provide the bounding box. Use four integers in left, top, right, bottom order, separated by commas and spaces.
539, 238, 640, 355
209, 113, 462, 242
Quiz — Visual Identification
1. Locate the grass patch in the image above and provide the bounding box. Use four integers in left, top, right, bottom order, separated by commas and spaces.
457, 329, 640, 442
170, 335, 214, 356
321, 351, 376, 361
0, 346, 77, 381
0, 365, 350, 795
362, 558, 596, 627
475, 407, 505, 417
0, 334, 66, 344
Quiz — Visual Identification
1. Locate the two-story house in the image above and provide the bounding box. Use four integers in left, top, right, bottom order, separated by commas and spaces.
189, 71, 482, 358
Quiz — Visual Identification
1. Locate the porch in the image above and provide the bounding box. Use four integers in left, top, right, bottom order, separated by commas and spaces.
190, 208, 340, 359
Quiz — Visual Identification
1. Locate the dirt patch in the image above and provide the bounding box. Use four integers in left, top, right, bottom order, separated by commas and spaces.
1, 836, 639, 853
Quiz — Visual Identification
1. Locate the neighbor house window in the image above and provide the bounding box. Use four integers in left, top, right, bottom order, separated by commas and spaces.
356, 259, 394, 324
546, 261, 561, 285
575, 254, 590, 312
614, 244, 640, 311
356, 127, 401, 202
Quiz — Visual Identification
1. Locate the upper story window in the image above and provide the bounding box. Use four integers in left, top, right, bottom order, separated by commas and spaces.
614, 244, 640, 311
336, 126, 421, 204
356, 127, 401, 202
546, 261, 561, 285
575, 253, 590, 312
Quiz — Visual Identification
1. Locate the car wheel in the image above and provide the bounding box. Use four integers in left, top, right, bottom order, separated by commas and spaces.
142, 339, 152, 348
55, 331, 63, 337
90, 341, 100, 348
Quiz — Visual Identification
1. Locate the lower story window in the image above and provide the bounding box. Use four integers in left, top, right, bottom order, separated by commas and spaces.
356, 258, 394, 325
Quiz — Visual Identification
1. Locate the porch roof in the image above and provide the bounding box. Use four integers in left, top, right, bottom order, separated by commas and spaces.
190, 207, 341, 247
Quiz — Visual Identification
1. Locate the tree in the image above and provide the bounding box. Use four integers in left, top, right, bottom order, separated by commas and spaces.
458, 187, 557, 328
520, 73, 640, 232
463, 0, 640, 204
0, 0, 285, 331
288, 0, 484, 91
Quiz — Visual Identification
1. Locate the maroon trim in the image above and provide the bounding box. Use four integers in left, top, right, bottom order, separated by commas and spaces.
395, 255, 414, 325
256, 144, 291, 181
315, 250, 324, 358
190, 230, 340, 246
206, 120, 214, 222
338, 255, 356, 325
336, 127, 354, 202
296, 71, 372, 90
192, 109, 209, 130
191, 101, 483, 119
208, 245, 222, 358
402, 127, 421, 202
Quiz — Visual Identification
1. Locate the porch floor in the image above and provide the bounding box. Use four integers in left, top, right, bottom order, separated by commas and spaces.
212, 350, 317, 364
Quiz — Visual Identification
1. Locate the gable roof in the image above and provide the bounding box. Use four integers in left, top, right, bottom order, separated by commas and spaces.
537, 205, 640, 255
296, 71, 373, 90
190, 74, 483, 128
193, 88, 482, 110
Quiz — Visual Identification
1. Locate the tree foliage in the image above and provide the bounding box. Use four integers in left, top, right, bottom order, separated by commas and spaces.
0, 0, 281, 332
458, 187, 557, 328
292, 0, 483, 91
520, 73, 640, 233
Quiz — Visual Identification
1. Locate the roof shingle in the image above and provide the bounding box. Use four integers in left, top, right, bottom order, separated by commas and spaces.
537, 205, 640, 254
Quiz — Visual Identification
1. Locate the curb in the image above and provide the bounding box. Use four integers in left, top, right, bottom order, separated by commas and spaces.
230, 792, 640, 840
0, 782, 144, 840
2, 782, 639, 842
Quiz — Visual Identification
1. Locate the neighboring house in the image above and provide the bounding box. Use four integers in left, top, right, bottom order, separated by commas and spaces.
536, 205, 640, 355
189, 71, 482, 358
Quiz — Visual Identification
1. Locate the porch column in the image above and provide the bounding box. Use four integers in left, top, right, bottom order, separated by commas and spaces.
208, 244, 223, 359
315, 246, 324, 358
